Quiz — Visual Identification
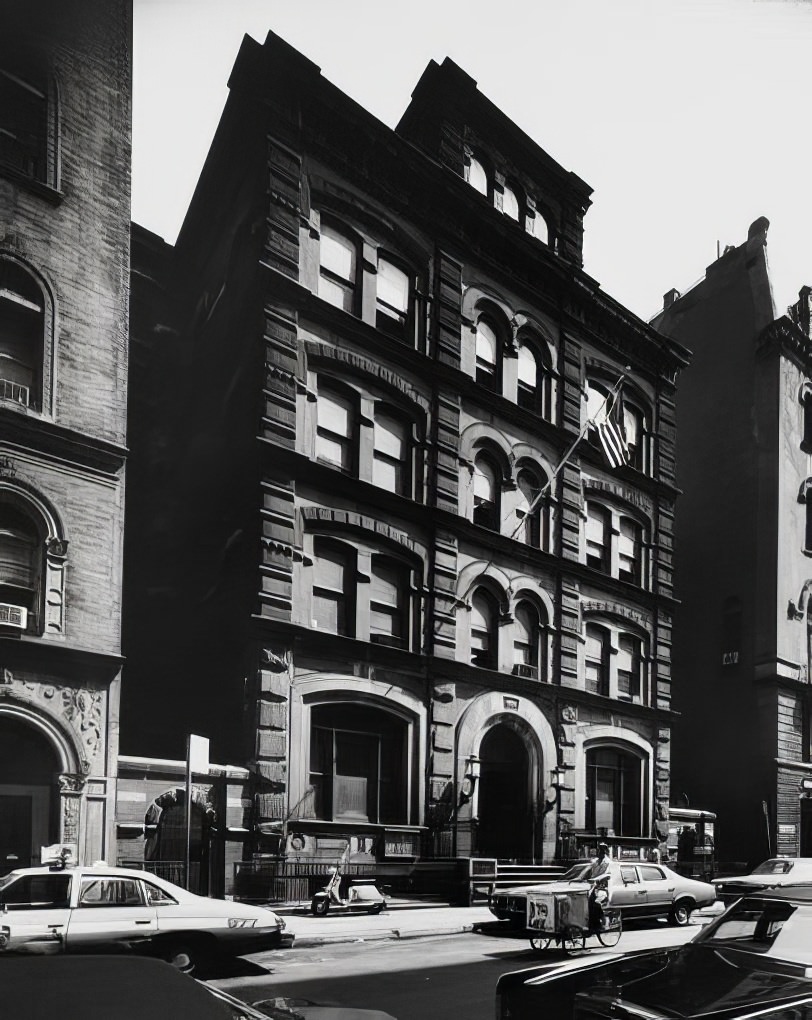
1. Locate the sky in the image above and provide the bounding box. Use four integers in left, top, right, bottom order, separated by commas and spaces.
132, 0, 812, 323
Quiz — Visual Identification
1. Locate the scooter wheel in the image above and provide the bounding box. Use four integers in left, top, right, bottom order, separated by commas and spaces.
311, 897, 330, 916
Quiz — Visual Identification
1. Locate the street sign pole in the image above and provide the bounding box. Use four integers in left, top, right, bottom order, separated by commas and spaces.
185, 734, 209, 891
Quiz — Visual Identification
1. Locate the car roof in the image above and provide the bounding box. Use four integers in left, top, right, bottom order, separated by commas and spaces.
0, 955, 233, 1020
3, 863, 166, 880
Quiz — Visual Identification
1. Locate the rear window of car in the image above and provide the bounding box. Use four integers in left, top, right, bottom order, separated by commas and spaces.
78, 877, 143, 907
752, 860, 794, 875
702, 899, 812, 964
0, 874, 71, 910
143, 881, 178, 906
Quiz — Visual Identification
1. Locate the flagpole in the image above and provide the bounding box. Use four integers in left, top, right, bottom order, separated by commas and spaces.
461, 371, 627, 604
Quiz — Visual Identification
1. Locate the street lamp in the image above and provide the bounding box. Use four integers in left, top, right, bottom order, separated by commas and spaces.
458, 754, 481, 807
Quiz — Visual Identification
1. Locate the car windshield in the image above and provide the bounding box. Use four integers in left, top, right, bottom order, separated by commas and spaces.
751, 860, 795, 875
0, 872, 20, 894
697, 897, 812, 964
562, 863, 593, 881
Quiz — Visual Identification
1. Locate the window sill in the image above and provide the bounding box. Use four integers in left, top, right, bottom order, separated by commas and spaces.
0, 163, 63, 204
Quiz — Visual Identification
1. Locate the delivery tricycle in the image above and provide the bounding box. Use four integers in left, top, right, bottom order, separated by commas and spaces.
526, 876, 622, 954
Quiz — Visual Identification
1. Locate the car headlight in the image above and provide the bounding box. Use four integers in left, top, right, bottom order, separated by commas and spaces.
228, 918, 258, 928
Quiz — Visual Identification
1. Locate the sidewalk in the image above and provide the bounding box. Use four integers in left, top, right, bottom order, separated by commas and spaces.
274, 899, 495, 948
270, 899, 725, 950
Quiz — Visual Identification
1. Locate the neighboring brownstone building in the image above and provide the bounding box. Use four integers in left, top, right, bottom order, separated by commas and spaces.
654, 219, 812, 869
122, 32, 689, 892
0, 0, 131, 869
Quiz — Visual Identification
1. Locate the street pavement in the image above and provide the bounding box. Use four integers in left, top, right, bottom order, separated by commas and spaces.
271, 898, 724, 949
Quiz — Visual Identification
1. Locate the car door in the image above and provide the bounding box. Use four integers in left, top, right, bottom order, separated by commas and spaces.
0, 871, 72, 953
637, 864, 672, 915
610, 864, 647, 917
65, 875, 157, 951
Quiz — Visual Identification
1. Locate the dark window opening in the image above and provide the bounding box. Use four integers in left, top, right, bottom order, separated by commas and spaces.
586, 747, 643, 837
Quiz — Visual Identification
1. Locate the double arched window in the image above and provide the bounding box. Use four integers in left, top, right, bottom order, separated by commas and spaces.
314, 376, 420, 500
584, 617, 649, 704
516, 467, 551, 550
584, 499, 647, 587
311, 536, 418, 650
517, 337, 553, 418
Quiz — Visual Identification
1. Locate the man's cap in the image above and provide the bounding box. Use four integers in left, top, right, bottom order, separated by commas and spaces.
598, 842, 609, 850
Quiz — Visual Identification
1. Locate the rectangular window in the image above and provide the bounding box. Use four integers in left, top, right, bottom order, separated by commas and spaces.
312, 548, 351, 635
617, 635, 642, 701
618, 519, 640, 583
372, 413, 408, 494
586, 506, 608, 571
316, 391, 353, 471
0, 68, 48, 183
585, 626, 608, 696
319, 225, 357, 313
370, 560, 407, 647
376, 259, 409, 329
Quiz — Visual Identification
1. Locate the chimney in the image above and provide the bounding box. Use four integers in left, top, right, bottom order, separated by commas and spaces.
663, 288, 681, 311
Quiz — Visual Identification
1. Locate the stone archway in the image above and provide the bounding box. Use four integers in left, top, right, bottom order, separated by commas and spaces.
477, 724, 532, 860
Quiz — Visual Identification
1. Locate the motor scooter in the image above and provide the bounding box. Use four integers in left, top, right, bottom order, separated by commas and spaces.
310, 843, 387, 916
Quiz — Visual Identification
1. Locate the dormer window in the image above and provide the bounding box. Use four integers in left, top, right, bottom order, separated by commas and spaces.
466, 156, 488, 196
502, 184, 520, 221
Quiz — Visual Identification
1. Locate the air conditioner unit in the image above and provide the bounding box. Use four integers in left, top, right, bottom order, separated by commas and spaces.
512, 663, 538, 679
0, 604, 27, 629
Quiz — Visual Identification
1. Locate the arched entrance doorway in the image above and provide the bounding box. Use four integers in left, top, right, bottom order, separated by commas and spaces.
144, 789, 214, 895
0, 716, 61, 874
477, 724, 532, 861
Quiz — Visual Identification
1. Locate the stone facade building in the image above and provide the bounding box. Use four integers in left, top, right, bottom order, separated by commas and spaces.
0, 0, 131, 870
654, 219, 812, 869
123, 32, 688, 888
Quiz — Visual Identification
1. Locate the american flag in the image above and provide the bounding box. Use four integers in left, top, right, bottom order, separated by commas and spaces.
595, 389, 629, 469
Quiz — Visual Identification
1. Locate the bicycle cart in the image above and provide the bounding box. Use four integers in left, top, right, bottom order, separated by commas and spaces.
526, 882, 622, 954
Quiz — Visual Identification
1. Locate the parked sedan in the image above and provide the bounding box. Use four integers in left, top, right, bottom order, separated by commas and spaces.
490, 859, 716, 928
0, 861, 289, 973
495, 886, 812, 1020
715, 856, 812, 904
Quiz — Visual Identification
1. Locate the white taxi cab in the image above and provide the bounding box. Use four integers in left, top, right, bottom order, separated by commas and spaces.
0, 855, 288, 973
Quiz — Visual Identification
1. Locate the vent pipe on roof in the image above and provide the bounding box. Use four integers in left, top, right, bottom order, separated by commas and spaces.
663, 288, 680, 310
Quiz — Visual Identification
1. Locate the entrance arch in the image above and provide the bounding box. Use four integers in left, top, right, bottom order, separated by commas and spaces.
0, 714, 63, 873
477, 724, 531, 860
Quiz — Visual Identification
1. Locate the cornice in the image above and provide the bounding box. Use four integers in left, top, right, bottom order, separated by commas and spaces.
0, 409, 127, 477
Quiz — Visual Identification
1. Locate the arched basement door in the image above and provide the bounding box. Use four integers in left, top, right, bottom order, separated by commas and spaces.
477, 724, 532, 861
0, 716, 61, 874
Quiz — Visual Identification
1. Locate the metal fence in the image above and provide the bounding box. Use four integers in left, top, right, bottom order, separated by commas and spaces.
118, 859, 202, 890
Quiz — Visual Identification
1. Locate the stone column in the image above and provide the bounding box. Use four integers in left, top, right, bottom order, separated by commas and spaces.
58, 772, 86, 851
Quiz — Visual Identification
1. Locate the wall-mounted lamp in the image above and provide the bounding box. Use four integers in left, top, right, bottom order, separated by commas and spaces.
458, 754, 481, 807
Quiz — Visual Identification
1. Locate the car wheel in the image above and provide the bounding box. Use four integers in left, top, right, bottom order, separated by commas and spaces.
311, 896, 330, 916
669, 898, 693, 926
160, 939, 208, 977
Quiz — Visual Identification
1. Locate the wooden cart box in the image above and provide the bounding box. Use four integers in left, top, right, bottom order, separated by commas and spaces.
526, 884, 590, 933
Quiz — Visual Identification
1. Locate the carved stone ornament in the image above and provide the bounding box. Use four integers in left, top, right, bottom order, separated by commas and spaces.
561, 705, 577, 723
58, 773, 86, 794
261, 648, 289, 672
46, 537, 69, 559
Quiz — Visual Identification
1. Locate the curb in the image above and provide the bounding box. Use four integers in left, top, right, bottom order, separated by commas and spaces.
290, 922, 477, 948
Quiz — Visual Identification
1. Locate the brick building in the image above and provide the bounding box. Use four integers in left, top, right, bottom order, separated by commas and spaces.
654, 219, 812, 869
123, 32, 689, 891
0, 0, 131, 870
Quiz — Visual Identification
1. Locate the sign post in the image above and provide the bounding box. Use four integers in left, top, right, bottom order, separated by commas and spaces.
185, 734, 209, 890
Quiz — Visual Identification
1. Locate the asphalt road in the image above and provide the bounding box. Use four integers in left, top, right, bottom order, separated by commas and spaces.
208, 917, 705, 1020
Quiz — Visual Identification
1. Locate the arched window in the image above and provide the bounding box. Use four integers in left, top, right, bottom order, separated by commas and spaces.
318, 222, 358, 313
312, 539, 355, 637
513, 599, 548, 681
370, 556, 410, 647
0, 501, 40, 631
502, 184, 520, 221
471, 588, 498, 668
0, 258, 45, 409
376, 257, 410, 335
473, 452, 501, 530
517, 468, 549, 549
466, 156, 488, 196
586, 378, 611, 431
586, 746, 643, 836
372, 409, 410, 496
316, 382, 355, 473
517, 336, 554, 419
585, 624, 609, 696
585, 504, 610, 572
475, 317, 500, 390
530, 213, 549, 246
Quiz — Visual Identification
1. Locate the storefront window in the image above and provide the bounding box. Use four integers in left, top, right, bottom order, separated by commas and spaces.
309, 704, 407, 825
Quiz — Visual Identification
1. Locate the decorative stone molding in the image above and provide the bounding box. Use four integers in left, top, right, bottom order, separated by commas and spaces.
58, 773, 86, 794
581, 600, 650, 629
261, 647, 290, 673
303, 341, 430, 413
